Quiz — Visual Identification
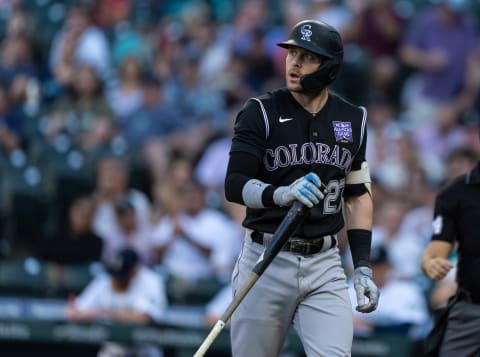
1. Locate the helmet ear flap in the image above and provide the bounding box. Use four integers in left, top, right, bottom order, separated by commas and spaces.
300, 56, 342, 93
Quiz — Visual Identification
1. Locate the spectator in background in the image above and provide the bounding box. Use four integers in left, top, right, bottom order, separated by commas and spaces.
92, 155, 151, 241
66, 247, 167, 357
371, 194, 421, 280
37, 195, 103, 265
150, 157, 193, 224
227, 0, 271, 57
364, 93, 406, 189
194, 106, 240, 206
349, 245, 429, 340
110, 7, 151, 71
399, 0, 478, 120
101, 195, 156, 265
345, 0, 405, 98
45, 64, 116, 151
400, 167, 439, 234
93, 0, 132, 32
454, 38, 480, 116
0, 10, 43, 126
309, 0, 352, 39
121, 74, 183, 182
165, 54, 228, 161
107, 56, 145, 121
0, 11, 38, 88
49, 3, 112, 86
240, 26, 275, 93
0, 83, 26, 153
180, 11, 231, 89
152, 178, 241, 284
412, 103, 471, 168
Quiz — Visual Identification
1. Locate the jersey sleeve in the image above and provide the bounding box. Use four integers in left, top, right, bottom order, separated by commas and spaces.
131, 270, 168, 323
349, 106, 368, 172
431, 187, 457, 243
75, 275, 109, 311
229, 100, 268, 160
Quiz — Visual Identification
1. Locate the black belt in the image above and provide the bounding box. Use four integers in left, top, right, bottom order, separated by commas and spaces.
459, 288, 480, 305
250, 231, 336, 256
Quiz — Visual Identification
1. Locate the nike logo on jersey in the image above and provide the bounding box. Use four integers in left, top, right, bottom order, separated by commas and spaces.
279, 116, 294, 123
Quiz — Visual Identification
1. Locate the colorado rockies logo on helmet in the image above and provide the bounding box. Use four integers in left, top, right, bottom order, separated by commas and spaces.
300, 24, 312, 42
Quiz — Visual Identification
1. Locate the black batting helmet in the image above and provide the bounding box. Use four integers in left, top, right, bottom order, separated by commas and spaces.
278, 20, 343, 92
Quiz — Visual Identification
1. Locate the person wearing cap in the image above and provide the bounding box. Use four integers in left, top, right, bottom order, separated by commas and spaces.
65, 247, 168, 356
224, 19, 378, 356
101, 194, 156, 265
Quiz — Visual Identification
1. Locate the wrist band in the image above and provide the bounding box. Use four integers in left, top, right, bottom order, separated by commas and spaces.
347, 229, 372, 268
242, 179, 278, 208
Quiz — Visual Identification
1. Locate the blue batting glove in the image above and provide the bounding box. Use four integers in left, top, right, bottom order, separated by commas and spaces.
273, 173, 324, 208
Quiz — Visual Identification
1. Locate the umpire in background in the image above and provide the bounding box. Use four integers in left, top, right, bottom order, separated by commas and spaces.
421, 149, 480, 356
225, 19, 379, 356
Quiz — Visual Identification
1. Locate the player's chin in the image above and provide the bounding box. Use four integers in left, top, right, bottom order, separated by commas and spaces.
286, 82, 303, 92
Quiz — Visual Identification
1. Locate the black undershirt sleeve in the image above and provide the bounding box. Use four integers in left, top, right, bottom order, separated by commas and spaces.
344, 183, 369, 197
225, 151, 276, 207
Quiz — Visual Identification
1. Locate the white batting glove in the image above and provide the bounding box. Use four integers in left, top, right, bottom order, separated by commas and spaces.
273, 173, 324, 208
353, 266, 379, 313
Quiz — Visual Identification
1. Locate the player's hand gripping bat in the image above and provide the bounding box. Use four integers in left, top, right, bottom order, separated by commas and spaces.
193, 200, 309, 357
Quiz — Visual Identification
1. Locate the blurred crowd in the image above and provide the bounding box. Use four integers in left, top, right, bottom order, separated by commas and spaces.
0, 0, 480, 353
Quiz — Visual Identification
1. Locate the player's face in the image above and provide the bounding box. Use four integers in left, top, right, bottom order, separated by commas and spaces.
285, 46, 321, 92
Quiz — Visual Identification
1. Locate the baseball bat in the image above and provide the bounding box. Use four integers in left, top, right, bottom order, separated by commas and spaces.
193, 200, 308, 357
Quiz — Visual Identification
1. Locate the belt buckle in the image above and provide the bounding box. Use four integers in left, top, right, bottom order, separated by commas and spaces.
290, 240, 315, 255
289, 240, 304, 255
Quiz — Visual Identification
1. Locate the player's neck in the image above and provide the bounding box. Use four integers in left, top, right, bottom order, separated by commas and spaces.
292, 89, 329, 116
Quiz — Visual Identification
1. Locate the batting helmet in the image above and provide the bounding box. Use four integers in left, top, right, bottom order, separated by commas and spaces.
278, 20, 343, 92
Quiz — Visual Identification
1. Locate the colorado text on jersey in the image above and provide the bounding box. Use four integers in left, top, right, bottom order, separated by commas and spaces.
263, 142, 352, 172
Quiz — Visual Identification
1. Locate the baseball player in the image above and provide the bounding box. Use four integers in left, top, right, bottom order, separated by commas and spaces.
224, 20, 379, 356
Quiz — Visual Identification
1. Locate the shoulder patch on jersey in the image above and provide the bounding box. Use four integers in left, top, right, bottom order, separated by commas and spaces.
332, 121, 353, 143
432, 215, 443, 235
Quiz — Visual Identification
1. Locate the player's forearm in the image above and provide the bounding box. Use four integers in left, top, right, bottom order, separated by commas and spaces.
420, 241, 453, 280
344, 193, 373, 231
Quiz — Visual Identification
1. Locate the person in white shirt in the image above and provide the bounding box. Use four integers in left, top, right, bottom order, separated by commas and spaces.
49, 3, 112, 85
66, 248, 167, 357
101, 196, 156, 265
152, 179, 242, 283
92, 156, 151, 242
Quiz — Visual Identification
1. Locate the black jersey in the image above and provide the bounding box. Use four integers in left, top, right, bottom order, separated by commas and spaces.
230, 88, 367, 238
431, 163, 480, 297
